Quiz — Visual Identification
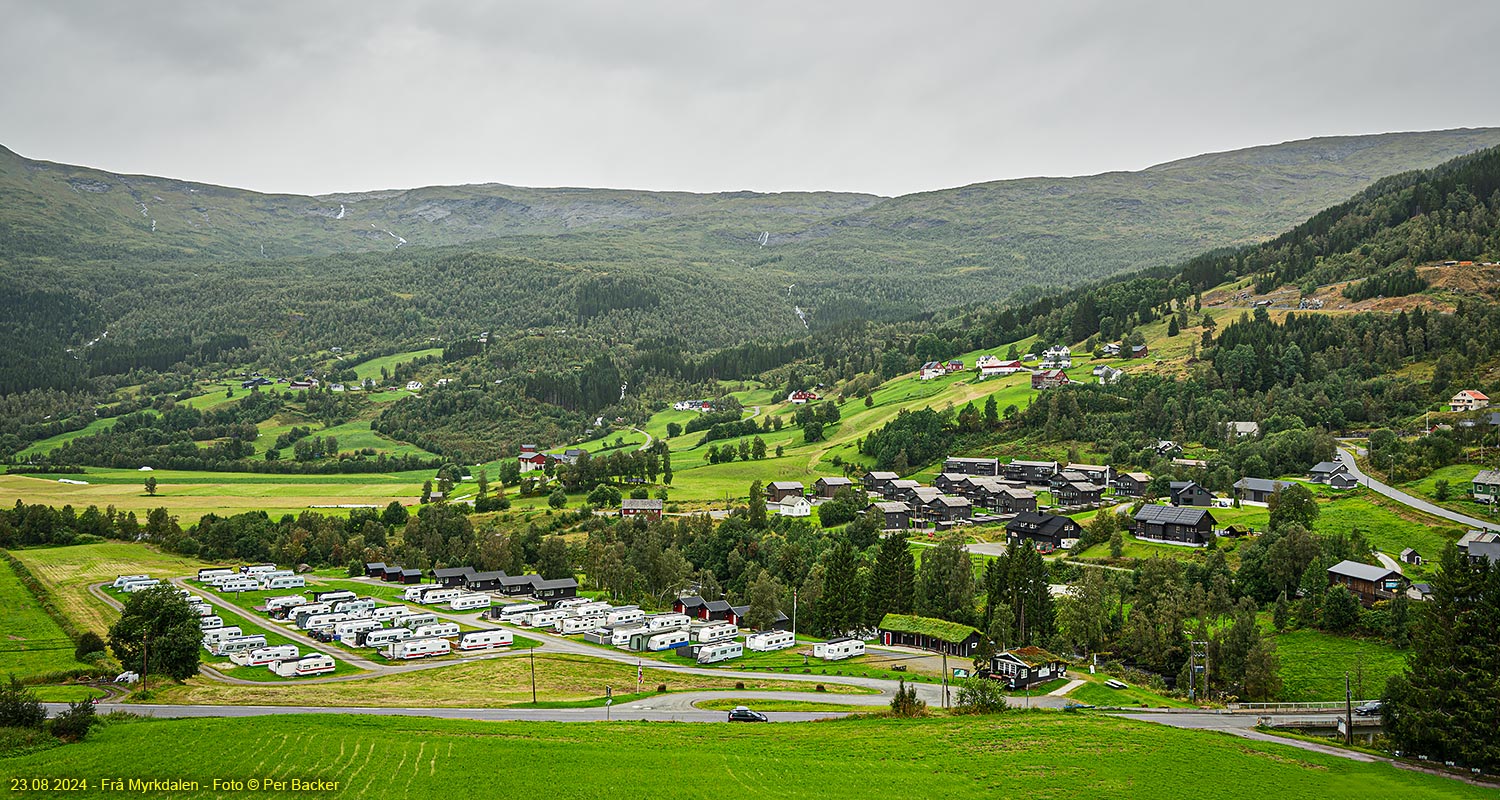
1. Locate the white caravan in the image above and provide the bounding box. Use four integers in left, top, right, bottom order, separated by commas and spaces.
231, 644, 299, 666
697, 641, 744, 664
745, 630, 796, 652
456, 630, 514, 651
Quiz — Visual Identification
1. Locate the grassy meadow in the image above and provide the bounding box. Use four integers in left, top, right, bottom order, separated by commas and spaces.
2, 713, 1490, 799
0, 556, 93, 678
8, 542, 213, 636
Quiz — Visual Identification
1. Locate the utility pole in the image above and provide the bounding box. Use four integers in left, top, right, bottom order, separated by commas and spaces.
1189, 640, 1208, 704
1345, 672, 1353, 747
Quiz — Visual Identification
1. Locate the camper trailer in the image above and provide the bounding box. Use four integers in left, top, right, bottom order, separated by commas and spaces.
255, 569, 295, 584
647, 630, 691, 651
270, 653, 336, 677
288, 603, 333, 623
411, 622, 461, 639
604, 607, 645, 626
188, 603, 214, 617
393, 613, 438, 630
553, 597, 592, 610
606, 624, 649, 647
219, 577, 260, 593
570, 601, 611, 616
230, 644, 298, 667
312, 590, 357, 605
416, 588, 462, 605
112, 574, 150, 589
213, 635, 269, 656
300, 612, 351, 631
557, 615, 605, 634
201, 626, 242, 646
121, 579, 161, 593
242, 564, 278, 575
264, 575, 306, 590
813, 637, 865, 661
333, 598, 376, 615
646, 613, 690, 632
456, 630, 514, 651
198, 615, 224, 630
492, 603, 541, 623
693, 622, 739, 644
384, 637, 451, 660
522, 609, 569, 628
402, 586, 430, 602
197, 568, 235, 582
449, 593, 492, 612
697, 641, 744, 664
265, 595, 308, 612
745, 630, 796, 652
360, 627, 413, 648
334, 619, 383, 640
370, 605, 409, 622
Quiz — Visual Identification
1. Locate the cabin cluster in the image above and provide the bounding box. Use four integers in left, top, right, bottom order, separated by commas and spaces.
856, 457, 1116, 535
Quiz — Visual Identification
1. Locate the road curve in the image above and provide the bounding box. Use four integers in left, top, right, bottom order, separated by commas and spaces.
1334, 448, 1496, 530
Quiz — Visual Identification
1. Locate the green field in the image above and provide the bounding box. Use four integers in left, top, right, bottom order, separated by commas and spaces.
2, 713, 1487, 799
1270, 628, 1408, 702
1065, 676, 1195, 709
693, 698, 875, 712
0, 557, 92, 678
352, 348, 444, 383
8, 543, 213, 637
1400, 464, 1500, 525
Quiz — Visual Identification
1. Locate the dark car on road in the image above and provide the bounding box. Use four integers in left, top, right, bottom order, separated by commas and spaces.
727, 706, 768, 723
1354, 700, 1383, 717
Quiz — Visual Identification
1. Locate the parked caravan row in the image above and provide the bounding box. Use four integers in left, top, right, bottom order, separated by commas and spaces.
122, 579, 160, 593
112, 574, 149, 589
416, 588, 462, 606
745, 630, 796, 652
242, 564, 277, 575
557, 615, 605, 634
333, 598, 376, 615
230, 644, 299, 667
218, 577, 260, 592
270, 653, 336, 677
384, 637, 451, 660
197, 568, 235, 582
491, 603, 541, 624
392, 612, 437, 630
262, 575, 305, 590
646, 613, 690, 632
693, 622, 738, 644
334, 619, 382, 640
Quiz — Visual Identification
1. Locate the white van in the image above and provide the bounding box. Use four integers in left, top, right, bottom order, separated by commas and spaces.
361, 627, 413, 648
449, 593, 492, 611
122, 579, 160, 593
411, 622, 460, 639
693, 622, 738, 644
647, 630, 690, 651
213, 635, 268, 656
231, 644, 299, 667
265, 595, 308, 612
697, 641, 744, 664
646, 613, 690, 632
270, 653, 336, 677
456, 630, 514, 651
494, 603, 541, 623
557, 615, 605, 634
201, 626, 242, 646
384, 637, 451, 660
264, 575, 305, 590
745, 630, 796, 652
198, 615, 224, 630
813, 637, 865, 661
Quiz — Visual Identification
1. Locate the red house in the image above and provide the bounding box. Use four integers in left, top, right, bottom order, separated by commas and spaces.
1031, 370, 1071, 390
518, 444, 547, 472
621, 498, 663, 520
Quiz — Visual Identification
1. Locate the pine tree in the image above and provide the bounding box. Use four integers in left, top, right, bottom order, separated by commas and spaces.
747, 480, 767, 528
1272, 590, 1291, 631
871, 531, 915, 620
819, 539, 861, 636
745, 570, 783, 632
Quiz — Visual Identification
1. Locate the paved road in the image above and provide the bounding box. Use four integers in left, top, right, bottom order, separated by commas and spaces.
42, 702, 835, 724
1334, 448, 1495, 530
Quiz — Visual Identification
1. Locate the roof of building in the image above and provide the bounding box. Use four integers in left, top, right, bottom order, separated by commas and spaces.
929, 495, 971, 507
1120, 472, 1152, 483
946, 456, 999, 464
622, 498, 664, 511
1233, 477, 1298, 494
1327, 560, 1401, 583
768, 481, 805, 490
890, 479, 921, 489
1400, 548, 1419, 558
999, 487, 1037, 499
817, 476, 854, 485
1134, 505, 1215, 526
1458, 530, 1499, 547
878, 613, 980, 644
468, 570, 508, 582
1474, 469, 1500, 484
1006, 511, 1080, 537
869, 501, 912, 513
1000, 645, 1063, 668
431, 566, 477, 579
1470, 540, 1500, 564
1308, 461, 1345, 474
1169, 480, 1203, 491
1456, 389, 1491, 400
534, 577, 578, 590
865, 471, 900, 481
1009, 460, 1058, 469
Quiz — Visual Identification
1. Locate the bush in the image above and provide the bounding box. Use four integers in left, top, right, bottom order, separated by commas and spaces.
0, 726, 60, 757
655, 684, 667, 693
888, 678, 927, 717
47, 699, 96, 743
0, 677, 45, 729
734, 682, 744, 690
74, 632, 106, 662
955, 677, 1009, 714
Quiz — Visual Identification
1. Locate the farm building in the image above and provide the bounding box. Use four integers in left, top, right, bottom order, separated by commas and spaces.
1399, 548, 1423, 566
1031, 369, 1071, 389
1470, 470, 1500, 503
990, 647, 1066, 690
878, 614, 981, 658
621, 498, 664, 521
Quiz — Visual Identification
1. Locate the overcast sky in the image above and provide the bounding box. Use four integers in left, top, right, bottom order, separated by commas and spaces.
3, 1, 1497, 198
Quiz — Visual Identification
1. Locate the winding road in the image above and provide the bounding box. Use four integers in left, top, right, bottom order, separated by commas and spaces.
1334, 447, 1496, 530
